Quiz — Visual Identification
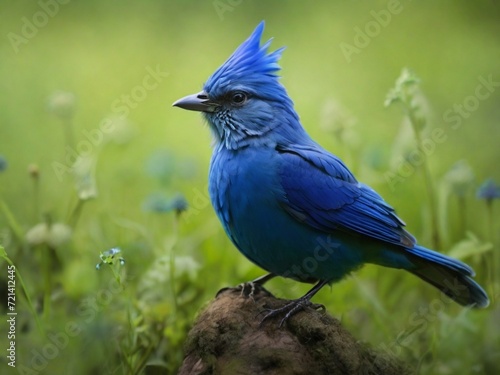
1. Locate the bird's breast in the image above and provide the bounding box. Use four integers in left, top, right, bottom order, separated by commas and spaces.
208, 146, 361, 282
209, 146, 291, 261
209, 146, 283, 234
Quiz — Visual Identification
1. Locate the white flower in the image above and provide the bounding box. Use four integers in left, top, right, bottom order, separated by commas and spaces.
26, 222, 72, 247
47, 91, 76, 120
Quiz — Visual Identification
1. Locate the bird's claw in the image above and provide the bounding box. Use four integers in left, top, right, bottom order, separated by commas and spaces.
216, 281, 271, 299
237, 281, 272, 299
311, 302, 326, 312
260, 298, 324, 328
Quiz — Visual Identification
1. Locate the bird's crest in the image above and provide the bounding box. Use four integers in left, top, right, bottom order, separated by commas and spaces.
204, 21, 285, 96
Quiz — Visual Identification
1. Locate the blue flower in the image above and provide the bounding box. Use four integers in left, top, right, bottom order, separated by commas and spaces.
476, 179, 500, 202
143, 192, 188, 214
170, 193, 188, 213
96, 248, 125, 270
0, 155, 7, 172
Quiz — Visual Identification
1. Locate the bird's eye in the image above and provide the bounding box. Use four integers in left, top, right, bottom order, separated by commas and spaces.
230, 91, 247, 105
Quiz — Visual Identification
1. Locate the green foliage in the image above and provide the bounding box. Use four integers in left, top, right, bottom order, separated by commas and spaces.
385, 68, 440, 248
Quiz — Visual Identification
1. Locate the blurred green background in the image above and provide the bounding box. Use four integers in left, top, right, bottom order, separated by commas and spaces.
1, 0, 500, 374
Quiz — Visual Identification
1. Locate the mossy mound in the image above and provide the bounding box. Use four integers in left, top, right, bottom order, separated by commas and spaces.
179, 286, 411, 375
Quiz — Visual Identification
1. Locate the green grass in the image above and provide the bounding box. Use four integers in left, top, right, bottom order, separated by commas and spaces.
1, 1, 499, 374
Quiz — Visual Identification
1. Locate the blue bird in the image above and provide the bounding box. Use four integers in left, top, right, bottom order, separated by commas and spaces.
173, 22, 489, 324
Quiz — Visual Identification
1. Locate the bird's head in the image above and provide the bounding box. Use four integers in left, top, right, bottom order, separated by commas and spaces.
173, 21, 302, 150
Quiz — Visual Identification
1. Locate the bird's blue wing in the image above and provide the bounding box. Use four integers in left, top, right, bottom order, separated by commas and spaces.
277, 144, 416, 247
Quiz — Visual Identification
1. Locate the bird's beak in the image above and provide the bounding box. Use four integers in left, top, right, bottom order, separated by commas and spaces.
172, 91, 219, 113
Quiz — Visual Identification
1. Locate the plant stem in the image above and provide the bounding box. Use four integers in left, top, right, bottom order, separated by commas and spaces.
0, 246, 45, 336
407, 109, 440, 249
133, 345, 155, 374
0, 199, 24, 243
33, 176, 40, 222
68, 198, 86, 228
42, 245, 53, 321
63, 118, 75, 150
169, 214, 180, 314
110, 263, 124, 287
457, 195, 466, 237
486, 201, 496, 301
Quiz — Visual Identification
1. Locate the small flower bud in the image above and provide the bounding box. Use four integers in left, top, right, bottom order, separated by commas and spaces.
26, 222, 72, 247
477, 179, 500, 202
28, 164, 40, 179
0, 155, 7, 173
171, 193, 188, 214
47, 91, 76, 120
443, 160, 475, 197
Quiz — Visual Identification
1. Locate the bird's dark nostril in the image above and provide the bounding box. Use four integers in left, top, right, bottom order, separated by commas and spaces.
197, 93, 208, 100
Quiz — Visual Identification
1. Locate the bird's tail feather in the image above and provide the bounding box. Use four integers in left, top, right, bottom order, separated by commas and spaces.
406, 245, 489, 308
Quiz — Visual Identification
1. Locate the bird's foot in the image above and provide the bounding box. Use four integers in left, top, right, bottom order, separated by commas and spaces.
216, 281, 272, 299
216, 274, 276, 299
237, 281, 272, 300
260, 297, 325, 328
